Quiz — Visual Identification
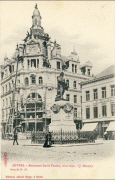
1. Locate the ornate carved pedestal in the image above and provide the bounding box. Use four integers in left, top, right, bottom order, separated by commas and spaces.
49, 100, 76, 132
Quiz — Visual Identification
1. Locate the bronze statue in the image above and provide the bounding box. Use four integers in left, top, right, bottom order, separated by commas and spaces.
55, 72, 68, 101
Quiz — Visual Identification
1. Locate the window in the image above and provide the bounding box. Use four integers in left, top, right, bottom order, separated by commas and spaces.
9, 83, 11, 90
94, 107, 98, 118
111, 85, 115, 96
9, 97, 11, 105
28, 60, 30, 69
37, 59, 39, 68
66, 80, 69, 88
31, 59, 36, 68
102, 105, 107, 117
74, 108, 77, 117
2, 111, 4, 120
74, 95, 77, 103
6, 98, 8, 107
3, 87, 4, 95
39, 77, 43, 85
86, 108, 90, 119
86, 91, 90, 101
31, 75, 36, 84
25, 77, 29, 86
75, 65, 77, 73
66, 94, 70, 101
111, 104, 115, 116
81, 96, 82, 103
72, 64, 74, 72
88, 69, 90, 76
12, 65, 14, 72
73, 81, 77, 89
57, 62, 60, 69
102, 87, 106, 98
6, 85, 7, 93
94, 89, 98, 100
6, 109, 8, 119
3, 100, 4, 106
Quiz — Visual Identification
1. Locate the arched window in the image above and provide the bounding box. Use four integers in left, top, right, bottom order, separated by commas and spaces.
39, 77, 43, 85
25, 77, 29, 86
31, 75, 36, 84
66, 80, 69, 88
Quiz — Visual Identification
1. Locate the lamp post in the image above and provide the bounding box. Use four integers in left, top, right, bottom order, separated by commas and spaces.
11, 44, 19, 134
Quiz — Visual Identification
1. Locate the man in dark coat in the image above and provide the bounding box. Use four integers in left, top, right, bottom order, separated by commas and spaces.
13, 130, 19, 145
43, 132, 52, 148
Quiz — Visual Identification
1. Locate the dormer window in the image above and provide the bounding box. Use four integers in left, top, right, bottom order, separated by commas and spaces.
88, 69, 90, 76
72, 64, 74, 72
75, 65, 77, 73
57, 62, 60, 69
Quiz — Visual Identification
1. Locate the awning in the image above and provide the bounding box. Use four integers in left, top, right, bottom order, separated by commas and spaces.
81, 123, 98, 132
106, 121, 115, 131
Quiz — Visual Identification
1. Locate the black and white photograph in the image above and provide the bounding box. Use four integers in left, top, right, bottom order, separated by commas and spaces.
0, 1, 115, 179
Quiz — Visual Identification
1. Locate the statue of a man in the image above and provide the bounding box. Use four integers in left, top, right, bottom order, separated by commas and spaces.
55, 72, 68, 101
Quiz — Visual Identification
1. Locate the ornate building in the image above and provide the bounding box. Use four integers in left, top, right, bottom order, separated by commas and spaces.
1, 4, 93, 136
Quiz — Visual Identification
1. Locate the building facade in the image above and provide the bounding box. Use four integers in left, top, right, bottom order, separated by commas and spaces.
1, 4, 93, 136
82, 65, 115, 138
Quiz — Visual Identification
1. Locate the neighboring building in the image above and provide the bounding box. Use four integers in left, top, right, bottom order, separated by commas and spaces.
82, 65, 115, 138
1, 4, 93, 136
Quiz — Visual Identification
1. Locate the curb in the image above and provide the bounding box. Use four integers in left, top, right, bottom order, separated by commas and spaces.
23, 142, 103, 147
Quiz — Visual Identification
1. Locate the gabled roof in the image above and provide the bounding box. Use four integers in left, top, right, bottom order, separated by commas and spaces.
81, 64, 115, 86
96, 65, 115, 78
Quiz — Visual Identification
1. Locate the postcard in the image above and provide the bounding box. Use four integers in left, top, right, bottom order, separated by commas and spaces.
0, 1, 115, 179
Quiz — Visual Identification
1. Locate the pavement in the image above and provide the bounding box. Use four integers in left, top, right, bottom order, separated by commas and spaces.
1, 139, 115, 164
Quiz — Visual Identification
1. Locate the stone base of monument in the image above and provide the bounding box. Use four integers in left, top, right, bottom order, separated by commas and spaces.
49, 100, 76, 132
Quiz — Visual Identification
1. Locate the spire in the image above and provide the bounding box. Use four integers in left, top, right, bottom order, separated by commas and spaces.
35, 3, 38, 9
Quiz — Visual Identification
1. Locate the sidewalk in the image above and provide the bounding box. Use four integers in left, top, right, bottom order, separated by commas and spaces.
23, 141, 103, 147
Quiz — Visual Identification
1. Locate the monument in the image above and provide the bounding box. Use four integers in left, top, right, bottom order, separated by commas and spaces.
49, 72, 76, 132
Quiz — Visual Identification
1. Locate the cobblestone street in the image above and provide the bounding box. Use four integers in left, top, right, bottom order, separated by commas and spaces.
1, 140, 115, 179
1, 139, 115, 164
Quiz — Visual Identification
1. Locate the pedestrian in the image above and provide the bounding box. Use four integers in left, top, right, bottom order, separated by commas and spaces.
13, 130, 19, 145
43, 132, 52, 148
43, 133, 48, 148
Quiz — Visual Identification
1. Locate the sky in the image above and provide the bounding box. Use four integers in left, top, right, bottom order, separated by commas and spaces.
0, 1, 115, 75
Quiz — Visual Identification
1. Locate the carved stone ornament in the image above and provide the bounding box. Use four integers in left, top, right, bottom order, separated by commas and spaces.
51, 104, 60, 114
63, 103, 73, 113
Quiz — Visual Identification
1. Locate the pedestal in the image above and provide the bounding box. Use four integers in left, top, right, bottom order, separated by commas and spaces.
49, 100, 76, 132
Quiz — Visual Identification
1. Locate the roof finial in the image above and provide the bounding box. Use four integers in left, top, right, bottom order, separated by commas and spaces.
35, 3, 38, 9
